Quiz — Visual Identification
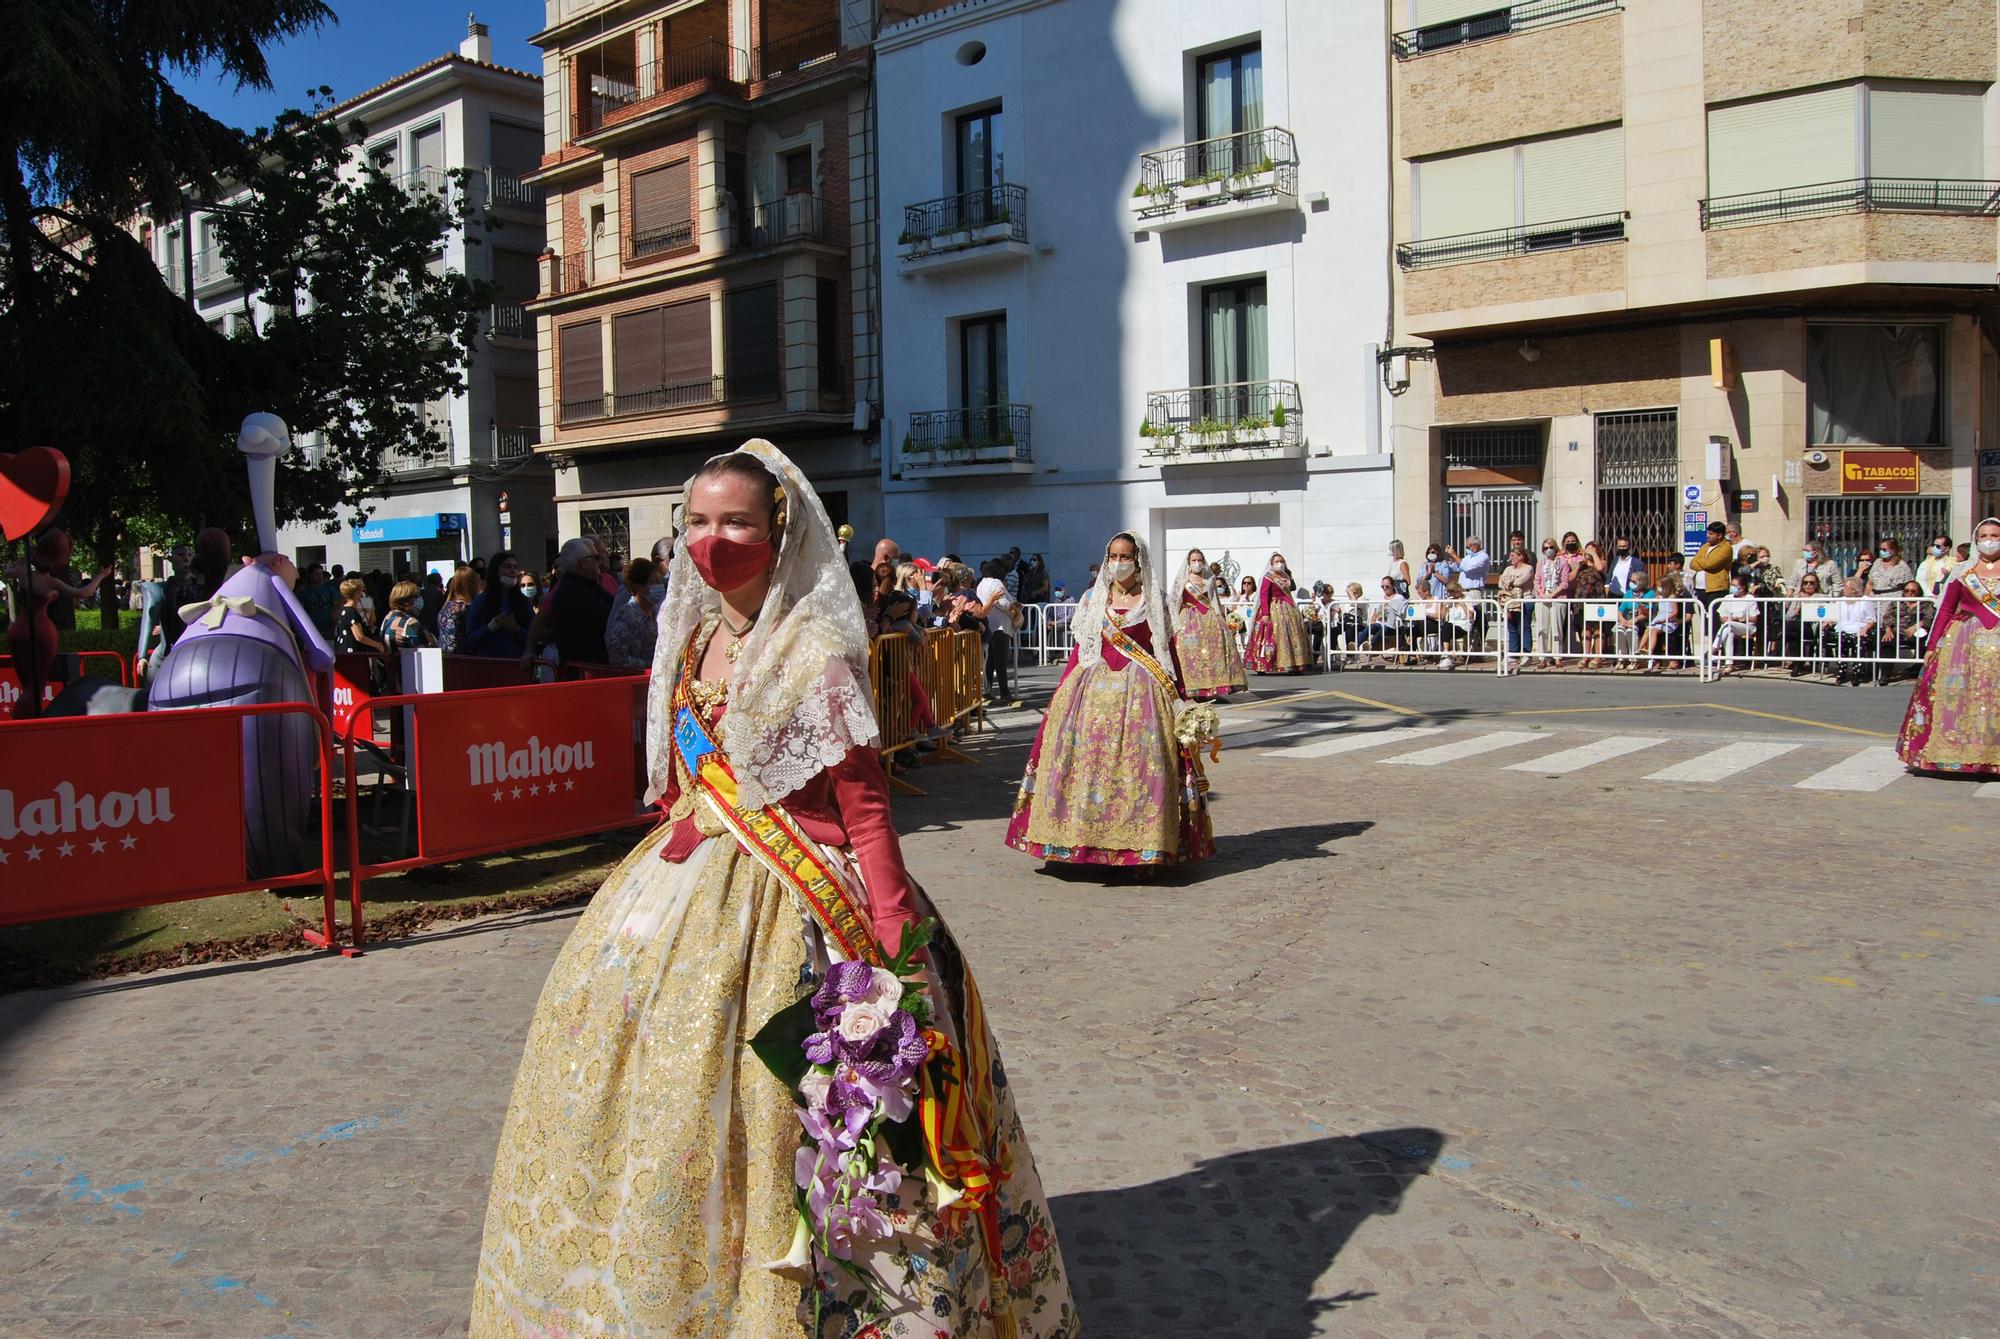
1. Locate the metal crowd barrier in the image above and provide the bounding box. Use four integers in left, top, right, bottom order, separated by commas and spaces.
868, 629, 986, 796
1497, 596, 1709, 677
1701, 594, 1931, 682
1312, 596, 1508, 671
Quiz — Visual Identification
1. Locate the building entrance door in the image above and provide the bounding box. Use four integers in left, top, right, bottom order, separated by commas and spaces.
1595, 409, 1677, 565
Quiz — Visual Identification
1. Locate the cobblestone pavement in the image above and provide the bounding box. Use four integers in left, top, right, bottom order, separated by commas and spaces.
1, 678, 1994, 1338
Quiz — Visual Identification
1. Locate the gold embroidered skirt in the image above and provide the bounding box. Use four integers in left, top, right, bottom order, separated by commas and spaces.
470, 826, 1081, 1337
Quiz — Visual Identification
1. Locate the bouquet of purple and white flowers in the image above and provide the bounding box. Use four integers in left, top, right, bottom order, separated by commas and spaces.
753, 920, 939, 1288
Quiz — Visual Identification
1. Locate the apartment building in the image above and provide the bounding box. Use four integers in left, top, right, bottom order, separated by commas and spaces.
145, 21, 555, 577
1388, 0, 2000, 573
527, 0, 882, 556
875, 0, 1394, 592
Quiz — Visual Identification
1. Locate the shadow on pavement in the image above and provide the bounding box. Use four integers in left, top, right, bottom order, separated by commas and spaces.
1052, 1129, 1444, 1336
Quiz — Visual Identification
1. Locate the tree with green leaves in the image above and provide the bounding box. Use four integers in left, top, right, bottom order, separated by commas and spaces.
3, 2, 496, 626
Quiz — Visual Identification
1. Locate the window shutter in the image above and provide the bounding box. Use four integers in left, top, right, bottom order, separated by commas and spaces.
631, 162, 693, 249
1707, 86, 1858, 198
490, 122, 542, 176
724, 285, 779, 399
660, 298, 712, 392
613, 307, 665, 396
1522, 126, 1624, 225
559, 320, 603, 406
1869, 88, 1983, 181
1415, 144, 1514, 239
1412, 0, 1509, 23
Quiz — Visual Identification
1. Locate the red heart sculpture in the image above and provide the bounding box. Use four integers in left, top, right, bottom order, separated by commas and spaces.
0, 447, 70, 542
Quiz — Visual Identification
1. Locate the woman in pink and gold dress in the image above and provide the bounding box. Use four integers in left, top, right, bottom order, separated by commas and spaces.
1170, 548, 1247, 700
1244, 553, 1311, 674
1006, 532, 1214, 868
1898, 516, 2000, 774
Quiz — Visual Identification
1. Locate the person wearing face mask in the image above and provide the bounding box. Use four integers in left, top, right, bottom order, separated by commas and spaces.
1171, 548, 1248, 698
604, 556, 662, 668
1246, 551, 1312, 674
461, 549, 534, 659
1898, 517, 2000, 772
1006, 530, 1214, 875
1789, 540, 1839, 597
1914, 533, 1955, 596
1688, 521, 1735, 630
1531, 536, 1580, 667
1606, 535, 1647, 597
1866, 536, 1914, 600
1710, 574, 1760, 674
472, 441, 1079, 1337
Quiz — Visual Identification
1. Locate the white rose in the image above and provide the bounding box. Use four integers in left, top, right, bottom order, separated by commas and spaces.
798, 1070, 833, 1109
861, 967, 904, 1008
836, 1000, 892, 1047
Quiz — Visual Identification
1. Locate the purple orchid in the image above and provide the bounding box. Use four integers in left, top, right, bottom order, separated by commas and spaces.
822, 1193, 893, 1260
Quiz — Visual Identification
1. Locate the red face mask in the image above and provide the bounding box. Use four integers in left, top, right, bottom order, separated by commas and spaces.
686, 534, 773, 592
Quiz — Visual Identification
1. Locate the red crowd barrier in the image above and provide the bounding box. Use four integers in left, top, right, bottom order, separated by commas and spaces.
0, 651, 134, 720
338, 674, 655, 949
0, 703, 339, 946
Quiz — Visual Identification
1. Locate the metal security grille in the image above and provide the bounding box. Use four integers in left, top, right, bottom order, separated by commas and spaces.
1447, 488, 1539, 559
1595, 409, 1677, 564
579, 507, 632, 564
1805, 496, 1952, 577
1440, 424, 1543, 471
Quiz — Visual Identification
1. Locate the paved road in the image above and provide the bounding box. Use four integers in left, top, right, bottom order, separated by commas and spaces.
1, 670, 1993, 1338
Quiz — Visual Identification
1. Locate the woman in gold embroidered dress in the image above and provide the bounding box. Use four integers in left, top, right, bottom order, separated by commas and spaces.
470, 441, 1078, 1338
1004, 532, 1214, 869
1170, 548, 1247, 700
1898, 516, 2000, 775
1244, 553, 1311, 674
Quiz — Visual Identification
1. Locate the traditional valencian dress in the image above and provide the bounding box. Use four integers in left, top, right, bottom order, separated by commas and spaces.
1244, 569, 1311, 674
470, 441, 1078, 1339
1171, 566, 1247, 700
1897, 560, 2000, 774
1005, 535, 1215, 868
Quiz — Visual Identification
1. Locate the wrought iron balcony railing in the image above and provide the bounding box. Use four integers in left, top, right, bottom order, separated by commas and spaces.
1396, 211, 1625, 269
1698, 177, 2000, 230
385, 426, 454, 473
760, 20, 841, 82
632, 216, 697, 257
732, 195, 825, 250
899, 184, 1027, 248
560, 370, 781, 424
1136, 127, 1298, 204
1392, 0, 1621, 59
903, 404, 1032, 462
492, 424, 538, 465
1142, 380, 1303, 450
484, 168, 542, 210
490, 300, 530, 339
577, 40, 749, 134
395, 165, 456, 200
548, 252, 585, 295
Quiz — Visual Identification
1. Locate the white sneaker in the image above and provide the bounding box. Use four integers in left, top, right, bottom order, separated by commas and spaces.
1438, 657, 1455, 670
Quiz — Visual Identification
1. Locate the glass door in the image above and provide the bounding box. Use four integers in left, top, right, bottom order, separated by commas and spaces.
959, 315, 1008, 446
1195, 44, 1263, 179
955, 105, 1004, 227
1200, 279, 1267, 424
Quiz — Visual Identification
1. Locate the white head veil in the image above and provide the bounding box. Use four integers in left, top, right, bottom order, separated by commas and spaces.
1949, 517, 2000, 582
643, 439, 876, 809
1068, 531, 1176, 673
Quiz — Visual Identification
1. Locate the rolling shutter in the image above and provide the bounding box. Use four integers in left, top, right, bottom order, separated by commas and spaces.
1707, 86, 1857, 198
1522, 126, 1624, 224
630, 161, 692, 248
724, 285, 779, 399
613, 307, 665, 395
559, 320, 602, 404
660, 298, 712, 392
1869, 88, 1983, 181
1412, 0, 1508, 23
1416, 144, 1514, 239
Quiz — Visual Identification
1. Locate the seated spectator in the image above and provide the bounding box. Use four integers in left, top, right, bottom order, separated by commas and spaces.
605, 557, 662, 669
1711, 576, 1760, 673
1614, 570, 1655, 668
1782, 572, 1832, 676
334, 577, 385, 653
1638, 574, 1686, 673
1438, 580, 1476, 669
1883, 578, 1932, 679
1830, 578, 1879, 686
437, 568, 481, 653
379, 581, 435, 650
1365, 576, 1408, 654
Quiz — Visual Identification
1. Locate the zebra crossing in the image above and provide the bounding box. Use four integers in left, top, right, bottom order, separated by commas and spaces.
1236, 715, 1963, 794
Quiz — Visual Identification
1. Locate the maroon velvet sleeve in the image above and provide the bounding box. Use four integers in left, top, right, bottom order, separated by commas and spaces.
828, 744, 923, 955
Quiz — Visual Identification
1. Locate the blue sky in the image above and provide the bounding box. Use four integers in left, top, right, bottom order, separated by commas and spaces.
171, 2, 547, 132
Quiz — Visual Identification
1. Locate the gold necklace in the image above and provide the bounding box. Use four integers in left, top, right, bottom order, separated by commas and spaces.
720, 610, 757, 663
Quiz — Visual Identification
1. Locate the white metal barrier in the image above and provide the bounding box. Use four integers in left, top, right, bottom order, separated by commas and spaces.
1703, 594, 1931, 682
1497, 595, 1709, 677
1015, 602, 1081, 667
1312, 596, 1508, 671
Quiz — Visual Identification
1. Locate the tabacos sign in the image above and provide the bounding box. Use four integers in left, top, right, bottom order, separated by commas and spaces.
1840, 450, 1920, 494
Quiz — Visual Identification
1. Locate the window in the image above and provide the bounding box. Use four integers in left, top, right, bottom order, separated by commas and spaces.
612, 298, 712, 413
631, 162, 694, 256
724, 285, 780, 399
489, 121, 541, 177
1808, 324, 1942, 446
1199, 279, 1267, 423
1869, 87, 1984, 181
782, 147, 813, 195
816, 278, 841, 396
410, 121, 445, 176
369, 138, 400, 176
1707, 84, 1984, 199
1194, 44, 1262, 177
1415, 125, 1624, 239
1594, 409, 1678, 565
1807, 496, 1950, 577
558, 320, 604, 422
959, 315, 1008, 410
579, 508, 631, 563
295, 545, 327, 571
955, 105, 1003, 196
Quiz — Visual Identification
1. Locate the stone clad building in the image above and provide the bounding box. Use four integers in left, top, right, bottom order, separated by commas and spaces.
1387, 0, 2000, 573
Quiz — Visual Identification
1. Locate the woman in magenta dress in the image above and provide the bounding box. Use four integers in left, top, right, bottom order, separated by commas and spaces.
1244, 552, 1311, 674
1006, 532, 1214, 868
1171, 547, 1247, 700
1898, 516, 2000, 774
4, 529, 112, 719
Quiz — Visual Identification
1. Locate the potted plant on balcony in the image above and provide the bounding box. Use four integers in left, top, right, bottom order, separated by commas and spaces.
1228, 156, 1280, 199
896, 226, 931, 259
972, 206, 1015, 245
1127, 180, 1175, 219
1176, 171, 1230, 209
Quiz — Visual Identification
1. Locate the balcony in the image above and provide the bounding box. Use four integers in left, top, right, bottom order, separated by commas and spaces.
489, 300, 531, 340
899, 405, 1033, 476
384, 433, 455, 475
729, 195, 826, 252
758, 20, 841, 85
633, 216, 697, 259
897, 185, 1029, 275
574, 40, 749, 137
1397, 211, 1626, 269
1699, 177, 2000, 230
482, 167, 542, 212
1129, 128, 1299, 232
1140, 380, 1304, 465
492, 424, 539, 467
559, 371, 781, 426
1391, 0, 1621, 59
192, 245, 233, 292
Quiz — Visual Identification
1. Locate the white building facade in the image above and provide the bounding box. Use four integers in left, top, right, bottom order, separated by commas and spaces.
149, 25, 556, 578
875, 0, 1394, 595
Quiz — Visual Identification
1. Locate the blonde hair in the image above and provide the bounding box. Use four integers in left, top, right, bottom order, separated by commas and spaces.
446, 569, 482, 603
388, 580, 420, 612
339, 577, 367, 604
